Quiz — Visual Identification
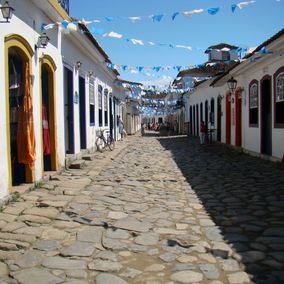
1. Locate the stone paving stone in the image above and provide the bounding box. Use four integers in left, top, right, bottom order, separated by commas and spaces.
60, 241, 95, 257
17, 214, 52, 224
15, 251, 44, 268
227, 271, 251, 283
88, 259, 122, 272
42, 256, 87, 270
34, 239, 60, 251
11, 268, 64, 284
22, 207, 59, 219
77, 227, 104, 243
113, 216, 152, 232
0, 213, 17, 223
170, 270, 203, 283
95, 273, 128, 284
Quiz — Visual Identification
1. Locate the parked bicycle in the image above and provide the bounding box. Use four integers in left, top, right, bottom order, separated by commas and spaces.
96, 129, 115, 152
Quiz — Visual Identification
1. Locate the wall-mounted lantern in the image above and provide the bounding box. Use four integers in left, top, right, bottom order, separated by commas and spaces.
35, 32, 50, 49
76, 61, 82, 70
0, 1, 14, 23
227, 76, 238, 96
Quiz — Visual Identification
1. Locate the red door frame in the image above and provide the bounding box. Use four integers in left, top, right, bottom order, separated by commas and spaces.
225, 91, 231, 144
235, 88, 242, 147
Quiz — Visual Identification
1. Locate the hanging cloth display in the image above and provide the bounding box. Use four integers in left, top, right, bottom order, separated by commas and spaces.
42, 104, 51, 155
17, 62, 36, 169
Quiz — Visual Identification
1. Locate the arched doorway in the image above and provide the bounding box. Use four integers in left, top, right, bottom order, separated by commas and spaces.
189, 106, 193, 135
5, 34, 35, 187
235, 88, 242, 147
196, 104, 199, 136
64, 66, 74, 154
260, 76, 272, 155
40, 55, 58, 172
79, 75, 87, 150
225, 91, 231, 144
217, 96, 222, 142
109, 96, 114, 139
205, 100, 209, 130
210, 98, 215, 128
200, 102, 203, 123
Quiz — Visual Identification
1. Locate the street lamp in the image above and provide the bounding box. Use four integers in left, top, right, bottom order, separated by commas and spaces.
35, 32, 50, 49
75, 61, 82, 70
227, 76, 237, 96
0, 1, 14, 22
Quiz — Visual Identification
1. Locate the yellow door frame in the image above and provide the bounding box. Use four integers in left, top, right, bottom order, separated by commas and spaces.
39, 55, 58, 173
5, 34, 35, 189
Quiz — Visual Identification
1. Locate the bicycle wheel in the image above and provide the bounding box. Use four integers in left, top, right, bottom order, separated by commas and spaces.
107, 136, 115, 151
96, 137, 105, 152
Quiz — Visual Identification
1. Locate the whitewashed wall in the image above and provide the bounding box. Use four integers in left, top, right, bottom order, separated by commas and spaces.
61, 32, 116, 153
0, 0, 65, 197
0, 0, 120, 199
187, 80, 226, 142
234, 56, 284, 159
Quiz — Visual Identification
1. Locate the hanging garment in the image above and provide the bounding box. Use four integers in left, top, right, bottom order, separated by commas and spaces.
42, 104, 51, 155
17, 62, 36, 169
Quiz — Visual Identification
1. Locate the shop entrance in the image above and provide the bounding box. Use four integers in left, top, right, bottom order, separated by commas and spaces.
8, 47, 35, 185
260, 77, 272, 155
64, 67, 74, 154
41, 58, 57, 172
79, 76, 86, 149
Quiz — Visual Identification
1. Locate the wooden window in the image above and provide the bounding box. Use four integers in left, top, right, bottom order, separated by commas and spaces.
98, 85, 103, 126
276, 73, 284, 102
249, 81, 258, 127
89, 79, 95, 125
274, 69, 284, 127
104, 89, 108, 126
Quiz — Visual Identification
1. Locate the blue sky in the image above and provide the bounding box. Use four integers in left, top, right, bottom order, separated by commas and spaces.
69, 0, 284, 87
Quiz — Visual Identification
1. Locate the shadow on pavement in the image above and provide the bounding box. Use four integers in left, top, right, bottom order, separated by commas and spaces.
156, 135, 284, 284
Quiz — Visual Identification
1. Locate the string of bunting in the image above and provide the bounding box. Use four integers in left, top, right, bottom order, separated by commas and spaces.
106, 60, 240, 75
43, 21, 231, 53
110, 45, 277, 76
42, 0, 281, 52
59, 1, 261, 25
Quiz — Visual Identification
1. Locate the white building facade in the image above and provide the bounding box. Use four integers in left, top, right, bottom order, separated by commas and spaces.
186, 29, 284, 162
0, 0, 126, 200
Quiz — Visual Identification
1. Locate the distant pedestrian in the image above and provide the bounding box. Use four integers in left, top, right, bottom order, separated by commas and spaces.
118, 116, 124, 141
200, 121, 206, 145
141, 123, 145, 136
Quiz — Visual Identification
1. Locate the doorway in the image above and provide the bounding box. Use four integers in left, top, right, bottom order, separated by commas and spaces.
113, 98, 117, 141
260, 77, 272, 155
225, 92, 231, 144
217, 96, 222, 142
8, 51, 26, 185
235, 90, 242, 147
196, 104, 199, 136
189, 106, 193, 135
109, 96, 114, 139
64, 67, 74, 154
79, 76, 86, 149
200, 103, 203, 123
205, 100, 209, 130
41, 59, 57, 172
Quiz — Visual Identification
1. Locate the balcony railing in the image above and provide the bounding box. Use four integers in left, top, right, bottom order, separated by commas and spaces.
58, 0, 69, 14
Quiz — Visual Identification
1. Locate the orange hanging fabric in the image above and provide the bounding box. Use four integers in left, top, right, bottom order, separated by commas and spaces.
42, 104, 51, 155
17, 62, 36, 169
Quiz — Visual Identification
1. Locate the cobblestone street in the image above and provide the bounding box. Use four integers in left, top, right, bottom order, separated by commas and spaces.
0, 133, 283, 284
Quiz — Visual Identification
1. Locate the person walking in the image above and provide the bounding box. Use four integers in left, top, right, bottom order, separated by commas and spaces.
118, 116, 124, 141
141, 123, 145, 136
200, 121, 206, 145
